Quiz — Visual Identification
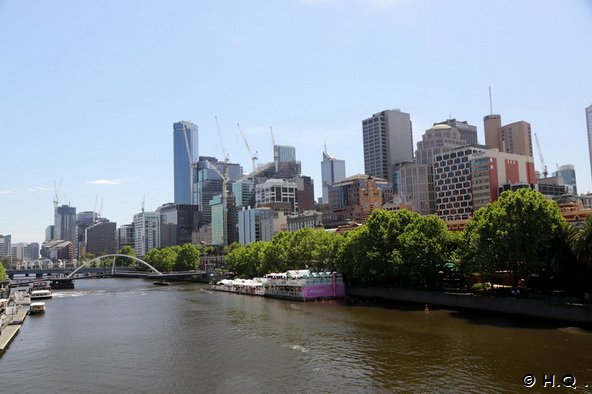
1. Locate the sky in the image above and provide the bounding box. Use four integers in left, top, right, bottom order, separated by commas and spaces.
1, 0, 591, 244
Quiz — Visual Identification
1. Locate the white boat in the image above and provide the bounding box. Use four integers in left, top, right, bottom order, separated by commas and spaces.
29, 302, 46, 314
30, 289, 52, 300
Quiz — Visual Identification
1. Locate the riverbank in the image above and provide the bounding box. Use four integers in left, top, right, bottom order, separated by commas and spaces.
347, 286, 592, 325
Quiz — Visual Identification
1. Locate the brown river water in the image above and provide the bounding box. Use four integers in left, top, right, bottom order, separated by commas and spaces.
1, 278, 591, 393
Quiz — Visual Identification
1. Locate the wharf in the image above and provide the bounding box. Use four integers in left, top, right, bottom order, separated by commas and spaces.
0, 324, 21, 352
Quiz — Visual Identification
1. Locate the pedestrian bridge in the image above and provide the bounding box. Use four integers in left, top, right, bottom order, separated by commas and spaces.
66, 254, 162, 279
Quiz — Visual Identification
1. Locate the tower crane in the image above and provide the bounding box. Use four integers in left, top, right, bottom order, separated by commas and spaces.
237, 123, 258, 173
214, 116, 229, 162
534, 132, 548, 178
270, 126, 279, 172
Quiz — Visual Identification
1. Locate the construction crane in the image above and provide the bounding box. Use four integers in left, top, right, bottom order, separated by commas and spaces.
270, 126, 279, 172
534, 132, 548, 178
53, 179, 62, 211
237, 123, 258, 173
205, 159, 228, 246
214, 116, 229, 162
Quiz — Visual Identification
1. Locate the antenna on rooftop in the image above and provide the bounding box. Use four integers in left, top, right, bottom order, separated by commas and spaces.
488, 86, 493, 115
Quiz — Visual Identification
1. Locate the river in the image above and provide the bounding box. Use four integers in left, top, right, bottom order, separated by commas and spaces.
1, 279, 591, 393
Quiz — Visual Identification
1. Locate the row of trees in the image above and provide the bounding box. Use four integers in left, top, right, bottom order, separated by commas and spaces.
225, 188, 592, 296
142, 243, 201, 272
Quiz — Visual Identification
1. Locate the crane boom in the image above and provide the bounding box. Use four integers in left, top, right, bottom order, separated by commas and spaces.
270, 126, 279, 172
534, 132, 548, 178
214, 116, 228, 161
237, 123, 258, 172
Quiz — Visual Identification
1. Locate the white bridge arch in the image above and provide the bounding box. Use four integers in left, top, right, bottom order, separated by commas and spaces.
67, 254, 163, 279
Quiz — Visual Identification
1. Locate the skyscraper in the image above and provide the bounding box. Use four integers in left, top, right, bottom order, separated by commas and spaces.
55, 205, 77, 244
174, 121, 198, 204
321, 147, 346, 204
483, 115, 533, 157
586, 104, 592, 184
362, 109, 413, 183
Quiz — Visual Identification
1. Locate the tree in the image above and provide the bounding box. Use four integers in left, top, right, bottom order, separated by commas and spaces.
0, 262, 6, 281
462, 188, 565, 287
175, 243, 200, 271
115, 245, 136, 268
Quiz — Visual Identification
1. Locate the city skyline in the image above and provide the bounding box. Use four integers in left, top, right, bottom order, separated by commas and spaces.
2, 0, 591, 243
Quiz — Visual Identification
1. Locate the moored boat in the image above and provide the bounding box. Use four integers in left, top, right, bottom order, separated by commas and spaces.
30, 289, 52, 300
29, 302, 46, 314
263, 270, 346, 301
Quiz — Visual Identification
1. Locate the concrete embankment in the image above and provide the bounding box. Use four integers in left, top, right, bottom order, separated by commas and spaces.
348, 286, 592, 325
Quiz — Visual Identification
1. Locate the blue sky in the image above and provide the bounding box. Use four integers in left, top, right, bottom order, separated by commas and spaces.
1, 0, 591, 243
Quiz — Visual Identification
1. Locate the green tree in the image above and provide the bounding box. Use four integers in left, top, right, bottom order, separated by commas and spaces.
144, 247, 177, 272
115, 245, 136, 268
0, 261, 6, 281
175, 243, 200, 271
462, 188, 565, 286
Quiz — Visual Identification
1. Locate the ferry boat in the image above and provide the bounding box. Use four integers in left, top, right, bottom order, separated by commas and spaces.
30, 289, 52, 300
29, 302, 46, 314
213, 270, 346, 301
263, 270, 346, 301
213, 278, 267, 296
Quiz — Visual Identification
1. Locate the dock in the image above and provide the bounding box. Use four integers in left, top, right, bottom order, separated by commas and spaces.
0, 324, 21, 352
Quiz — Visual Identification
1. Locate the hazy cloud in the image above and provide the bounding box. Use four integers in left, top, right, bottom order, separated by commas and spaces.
28, 186, 52, 192
87, 178, 129, 185
0, 190, 14, 195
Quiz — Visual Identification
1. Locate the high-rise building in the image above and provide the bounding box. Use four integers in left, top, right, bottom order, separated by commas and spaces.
434, 119, 478, 146
174, 121, 198, 204
45, 225, 55, 241
399, 124, 471, 215
362, 109, 413, 183
274, 145, 296, 163
133, 211, 159, 257
433, 147, 536, 222
483, 115, 533, 157
322, 174, 392, 228
193, 156, 242, 227
232, 178, 255, 209
255, 178, 298, 214
0, 235, 11, 258
55, 205, 77, 255
586, 104, 592, 184
85, 221, 117, 255
238, 207, 274, 245
117, 224, 135, 250
321, 147, 346, 204
157, 203, 199, 248
554, 164, 578, 195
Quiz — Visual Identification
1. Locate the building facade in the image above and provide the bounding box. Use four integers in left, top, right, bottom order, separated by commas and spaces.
321, 148, 346, 204
400, 124, 471, 215
117, 224, 135, 250
238, 207, 274, 245
433, 147, 536, 221
0, 235, 11, 258
362, 109, 413, 183
287, 210, 323, 232
255, 178, 298, 214
484, 115, 533, 157
323, 174, 391, 228
85, 221, 117, 255
174, 121, 198, 204
157, 203, 199, 248
133, 211, 159, 257
554, 164, 578, 195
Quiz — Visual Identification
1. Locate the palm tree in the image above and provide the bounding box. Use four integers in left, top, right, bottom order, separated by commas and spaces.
570, 215, 592, 267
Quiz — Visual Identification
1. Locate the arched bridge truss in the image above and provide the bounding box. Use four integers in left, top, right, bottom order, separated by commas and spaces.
67, 254, 163, 279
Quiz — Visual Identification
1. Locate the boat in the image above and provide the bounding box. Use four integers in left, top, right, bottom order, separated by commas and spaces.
30, 289, 52, 300
263, 270, 346, 301
49, 278, 75, 290
153, 280, 171, 286
212, 278, 267, 296
29, 302, 46, 314
212, 270, 346, 301
31, 280, 51, 291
